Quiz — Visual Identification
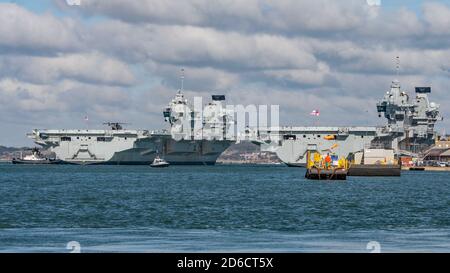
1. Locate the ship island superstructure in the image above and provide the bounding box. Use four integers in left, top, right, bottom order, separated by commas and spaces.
28, 89, 235, 165
253, 79, 442, 167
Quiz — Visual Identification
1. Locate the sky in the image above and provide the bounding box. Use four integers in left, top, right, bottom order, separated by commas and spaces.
1, 0, 450, 146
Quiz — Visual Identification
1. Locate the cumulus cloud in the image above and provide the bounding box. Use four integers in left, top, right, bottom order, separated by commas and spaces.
75, 0, 368, 33
0, 3, 82, 55
262, 62, 334, 88
144, 64, 240, 92
0, 53, 136, 86
0, 78, 130, 113
88, 22, 317, 70
423, 2, 450, 35
0, 78, 65, 112
1, 1, 450, 146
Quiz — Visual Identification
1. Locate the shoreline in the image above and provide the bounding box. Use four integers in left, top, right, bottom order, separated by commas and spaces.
217, 161, 283, 165
0, 160, 283, 166
402, 166, 450, 172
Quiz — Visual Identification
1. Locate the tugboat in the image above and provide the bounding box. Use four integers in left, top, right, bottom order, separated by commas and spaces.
150, 155, 170, 168
12, 148, 61, 165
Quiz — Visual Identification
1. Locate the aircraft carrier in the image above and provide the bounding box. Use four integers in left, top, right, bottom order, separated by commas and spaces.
28, 89, 235, 165
252, 79, 442, 167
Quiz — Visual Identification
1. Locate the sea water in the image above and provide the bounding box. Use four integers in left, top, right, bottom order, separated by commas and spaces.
0, 164, 449, 252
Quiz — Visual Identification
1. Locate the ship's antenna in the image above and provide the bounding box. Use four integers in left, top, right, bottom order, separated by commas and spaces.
180, 68, 185, 93
395, 56, 400, 78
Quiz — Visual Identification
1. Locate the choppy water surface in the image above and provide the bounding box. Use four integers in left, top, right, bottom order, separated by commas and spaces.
0, 164, 449, 252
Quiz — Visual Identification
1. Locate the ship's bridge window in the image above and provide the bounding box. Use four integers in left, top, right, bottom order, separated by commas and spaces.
283, 135, 296, 140
395, 114, 404, 121
97, 137, 106, 142
61, 137, 71, 141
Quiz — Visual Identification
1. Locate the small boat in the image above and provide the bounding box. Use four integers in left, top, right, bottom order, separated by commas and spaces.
150, 156, 170, 168
12, 148, 61, 165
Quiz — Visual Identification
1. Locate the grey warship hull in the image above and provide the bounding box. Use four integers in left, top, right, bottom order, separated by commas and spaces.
27, 88, 235, 165
255, 80, 442, 166
28, 130, 233, 165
